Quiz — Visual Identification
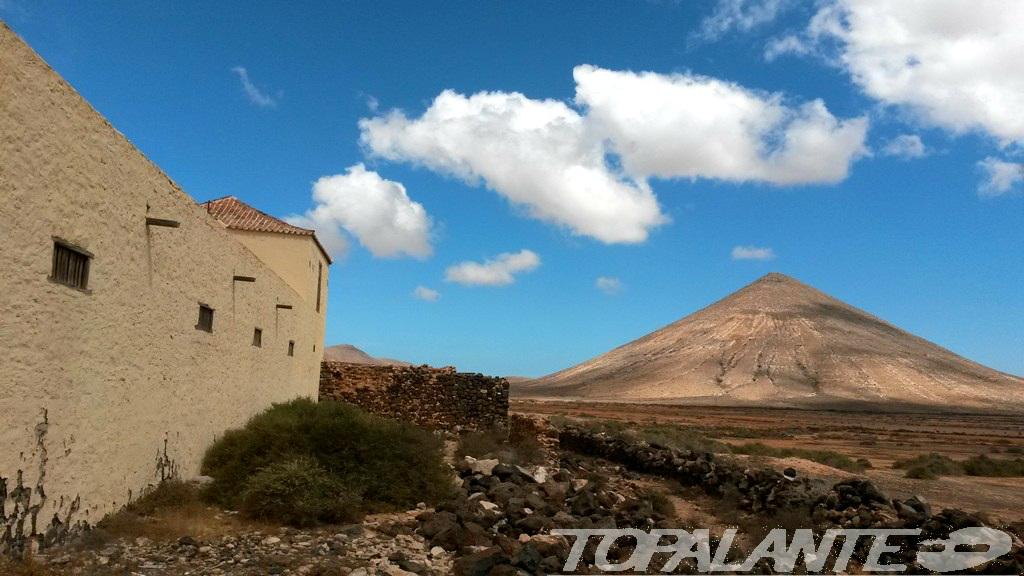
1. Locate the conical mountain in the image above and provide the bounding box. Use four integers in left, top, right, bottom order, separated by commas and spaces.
519, 273, 1024, 411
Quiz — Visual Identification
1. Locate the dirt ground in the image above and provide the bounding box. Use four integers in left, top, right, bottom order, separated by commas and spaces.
512, 399, 1024, 522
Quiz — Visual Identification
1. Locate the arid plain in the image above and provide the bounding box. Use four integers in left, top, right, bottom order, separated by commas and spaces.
512, 399, 1024, 521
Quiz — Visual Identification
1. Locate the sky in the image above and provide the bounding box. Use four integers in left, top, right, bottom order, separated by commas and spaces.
4, 1, 1022, 378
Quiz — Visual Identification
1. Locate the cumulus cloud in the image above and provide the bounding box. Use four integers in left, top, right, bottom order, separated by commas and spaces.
231, 66, 278, 108
777, 1, 1024, 144
360, 91, 667, 244
413, 286, 440, 301
977, 158, 1024, 197
732, 246, 776, 261
695, 0, 794, 41
286, 164, 432, 259
444, 250, 540, 286
575, 66, 868, 185
359, 66, 867, 244
595, 276, 623, 295
881, 134, 927, 159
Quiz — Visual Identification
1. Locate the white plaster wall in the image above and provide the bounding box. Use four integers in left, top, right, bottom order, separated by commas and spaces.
0, 21, 326, 540
228, 229, 330, 319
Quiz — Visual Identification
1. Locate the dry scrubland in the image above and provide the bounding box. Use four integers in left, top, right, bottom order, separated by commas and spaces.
513, 399, 1024, 521
4, 399, 1024, 574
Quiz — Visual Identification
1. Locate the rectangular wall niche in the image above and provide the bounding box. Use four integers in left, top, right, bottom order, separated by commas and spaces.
196, 304, 214, 332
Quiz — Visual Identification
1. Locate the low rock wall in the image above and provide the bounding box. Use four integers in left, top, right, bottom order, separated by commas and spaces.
319, 362, 509, 431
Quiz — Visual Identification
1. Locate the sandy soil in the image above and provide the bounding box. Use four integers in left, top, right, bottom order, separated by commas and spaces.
513, 399, 1024, 521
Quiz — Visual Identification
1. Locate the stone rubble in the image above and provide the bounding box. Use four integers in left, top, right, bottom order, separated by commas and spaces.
18, 424, 1024, 575
30, 511, 452, 576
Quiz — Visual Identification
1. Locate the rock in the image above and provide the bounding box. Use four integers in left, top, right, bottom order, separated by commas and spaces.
469, 458, 500, 476
783, 467, 797, 480
452, 546, 510, 576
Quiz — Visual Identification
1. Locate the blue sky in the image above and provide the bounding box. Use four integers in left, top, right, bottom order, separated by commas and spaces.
5, 1, 1022, 377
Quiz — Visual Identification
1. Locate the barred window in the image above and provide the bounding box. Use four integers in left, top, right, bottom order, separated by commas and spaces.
50, 240, 91, 290
196, 304, 214, 333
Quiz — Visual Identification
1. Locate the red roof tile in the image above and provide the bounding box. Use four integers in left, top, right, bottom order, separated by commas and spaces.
200, 196, 332, 263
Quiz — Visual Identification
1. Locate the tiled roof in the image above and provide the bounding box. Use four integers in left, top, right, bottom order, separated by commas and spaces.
200, 196, 332, 263
200, 196, 314, 236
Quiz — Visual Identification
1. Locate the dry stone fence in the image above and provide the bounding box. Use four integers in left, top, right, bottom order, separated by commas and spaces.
319, 362, 509, 430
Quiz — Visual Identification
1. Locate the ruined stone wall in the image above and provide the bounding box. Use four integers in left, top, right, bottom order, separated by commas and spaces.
319, 362, 509, 430
0, 22, 325, 554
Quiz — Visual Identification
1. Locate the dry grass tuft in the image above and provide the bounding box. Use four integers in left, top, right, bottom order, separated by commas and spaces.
93, 480, 267, 544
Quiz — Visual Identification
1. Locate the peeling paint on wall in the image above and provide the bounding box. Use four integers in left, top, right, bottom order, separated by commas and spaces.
0, 410, 85, 557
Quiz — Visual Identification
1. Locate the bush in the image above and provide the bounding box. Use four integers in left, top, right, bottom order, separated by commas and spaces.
729, 442, 867, 473
201, 398, 452, 525
963, 455, 1024, 477
240, 457, 360, 526
124, 480, 199, 516
893, 453, 964, 479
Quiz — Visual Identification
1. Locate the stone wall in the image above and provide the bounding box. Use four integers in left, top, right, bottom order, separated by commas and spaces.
319, 362, 509, 430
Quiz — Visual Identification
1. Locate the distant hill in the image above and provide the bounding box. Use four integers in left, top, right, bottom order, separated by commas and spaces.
517, 273, 1024, 411
323, 344, 412, 367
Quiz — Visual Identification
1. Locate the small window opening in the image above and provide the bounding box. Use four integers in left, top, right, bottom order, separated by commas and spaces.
315, 262, 324, 313
196, 304, 214, 332
288, 340, 295, 356
50, 240, 91, 290
252, 328, 263, 347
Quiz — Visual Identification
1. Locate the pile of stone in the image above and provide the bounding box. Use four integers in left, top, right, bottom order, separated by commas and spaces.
319, 362, 509, 431
416, 453, 679, 575
29, 511, 453, 575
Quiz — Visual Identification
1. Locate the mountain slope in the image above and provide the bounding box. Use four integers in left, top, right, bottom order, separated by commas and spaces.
323, 344, 412, 367
518, 273, 1024, 411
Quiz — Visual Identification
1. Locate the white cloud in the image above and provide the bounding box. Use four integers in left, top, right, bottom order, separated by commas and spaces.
360, 90, 667, 244
359, 67, 867, 244
231, 66, 278, 108
695, 0, 794, 41
764, 35, 812, 61
575, 65, 869, 185
413, 286, 440, 301
595, 276, 623, 295
781, 0, 1024, 144
977, 158, 1023, 197
732, 245, 776, 261
286, 164, 432, 259
444, 250, 540, 286
881, 134, 927, 159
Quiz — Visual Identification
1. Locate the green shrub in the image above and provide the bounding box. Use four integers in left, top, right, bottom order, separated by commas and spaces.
240, 457, 360, 527
893, 453, 964, 479
201, 398, 452, 525
729, 443, 867, 473
962, 455, 1024, 477
630, 425, 732, 454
